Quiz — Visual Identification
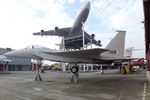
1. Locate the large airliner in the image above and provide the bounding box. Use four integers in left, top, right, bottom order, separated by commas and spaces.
33, 1, 102, 49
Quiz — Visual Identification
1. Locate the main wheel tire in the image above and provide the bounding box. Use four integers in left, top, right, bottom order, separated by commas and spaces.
71, 66, 79, 73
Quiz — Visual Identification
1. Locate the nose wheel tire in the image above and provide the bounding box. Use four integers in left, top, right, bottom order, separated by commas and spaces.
71, 66, 79, 73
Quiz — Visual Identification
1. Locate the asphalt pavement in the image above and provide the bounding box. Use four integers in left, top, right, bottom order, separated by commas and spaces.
0, 70, 149, 100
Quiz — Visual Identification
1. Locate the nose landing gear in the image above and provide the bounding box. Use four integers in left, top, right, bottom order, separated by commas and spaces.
70, 65, 79, 83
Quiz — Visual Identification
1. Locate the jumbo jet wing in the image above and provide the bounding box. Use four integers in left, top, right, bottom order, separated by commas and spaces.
33, 27, 71, 37
33, 1, 90, 37
34, 28, 102, 47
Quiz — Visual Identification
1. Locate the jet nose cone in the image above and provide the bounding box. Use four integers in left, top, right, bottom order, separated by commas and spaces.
4, 51, 15, 57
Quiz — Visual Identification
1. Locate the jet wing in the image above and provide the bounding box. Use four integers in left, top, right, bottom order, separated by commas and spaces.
43, 48, 109, 59
5, 48, 109, 63
33, 27, 71, 37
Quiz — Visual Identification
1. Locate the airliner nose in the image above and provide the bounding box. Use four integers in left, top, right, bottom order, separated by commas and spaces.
86, 1, 91, 9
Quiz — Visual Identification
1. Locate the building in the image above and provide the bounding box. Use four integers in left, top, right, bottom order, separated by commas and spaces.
143, 0, 150, 55
0, 48, 31, 71
143, 0, 150, 81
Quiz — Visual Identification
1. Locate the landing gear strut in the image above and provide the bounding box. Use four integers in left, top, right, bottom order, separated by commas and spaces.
70, 64, 79, 83
35, 67, 42, 81
34, 59, 42, 81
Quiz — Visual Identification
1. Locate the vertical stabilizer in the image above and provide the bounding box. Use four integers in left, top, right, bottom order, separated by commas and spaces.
104, 30, 126, 59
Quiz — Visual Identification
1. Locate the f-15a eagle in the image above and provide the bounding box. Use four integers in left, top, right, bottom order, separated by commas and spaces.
5, 31, 126, 74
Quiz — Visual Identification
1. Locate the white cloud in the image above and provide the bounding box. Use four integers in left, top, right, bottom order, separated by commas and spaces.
0, 0, 73, 50
66, 0, 75, 3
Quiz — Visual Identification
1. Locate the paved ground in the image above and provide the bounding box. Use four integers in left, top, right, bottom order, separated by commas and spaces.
0, 70, 149, 100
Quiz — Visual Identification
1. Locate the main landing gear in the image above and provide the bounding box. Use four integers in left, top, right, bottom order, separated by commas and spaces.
34, 59, 43, 81
35, 67, 42, 81
70, 64, 79, 83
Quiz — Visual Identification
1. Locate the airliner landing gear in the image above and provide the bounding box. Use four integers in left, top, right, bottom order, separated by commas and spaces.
70, 65, 79, 83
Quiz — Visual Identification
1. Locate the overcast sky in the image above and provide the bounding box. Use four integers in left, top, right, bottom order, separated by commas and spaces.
0, 0, 145, 58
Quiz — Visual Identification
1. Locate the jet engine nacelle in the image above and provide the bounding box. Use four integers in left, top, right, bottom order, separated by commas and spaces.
55, 27, 59, 30
40, 29, 45, 36
96, 40, 102, 47
98, 40, 101, 44
54, 27, 59, 34
91, 34, 95, 39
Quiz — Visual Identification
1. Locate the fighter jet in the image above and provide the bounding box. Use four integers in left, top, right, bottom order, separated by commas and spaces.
5, 31, 126, 74
33, 1, 102, 49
